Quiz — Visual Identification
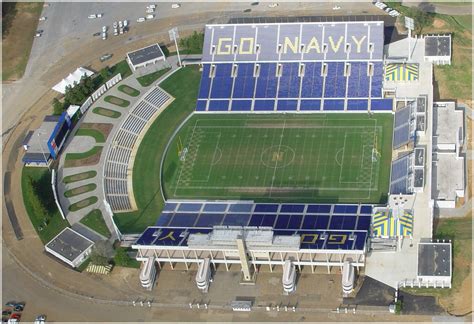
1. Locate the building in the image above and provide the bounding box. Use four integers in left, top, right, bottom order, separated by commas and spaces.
432, 102, 465, 208
126, 44, 166, 71
22, 112, 73, 167
45, 227, 94, 268
423, 34, 451, 65
416, 240, 452, 288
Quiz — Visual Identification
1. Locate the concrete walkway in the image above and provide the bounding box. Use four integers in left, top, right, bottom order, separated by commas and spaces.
57, 56, 181, 238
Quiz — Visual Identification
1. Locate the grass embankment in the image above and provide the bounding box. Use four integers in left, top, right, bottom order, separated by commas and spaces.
75, 128, 106, 143
114, 66, 201, 233
64, 183, 97, 198
136, 68, 172, 87
68, 196, 98, 212
104, 95, 130, 107
65, 146, 102, 161
118, 85, 140, 97
21, 167, 69, 244
2, 2, 43, 81
402, 216, 472, 314
80, 209, 111, 238
428, 14, 472, 103
92, 107, 121, 119
63, 170, 97, 184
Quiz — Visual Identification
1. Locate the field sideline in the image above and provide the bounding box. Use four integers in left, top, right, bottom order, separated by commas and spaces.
163, 113, 393, 204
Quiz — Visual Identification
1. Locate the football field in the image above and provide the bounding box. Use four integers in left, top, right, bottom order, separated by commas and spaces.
162, 113, 393, 203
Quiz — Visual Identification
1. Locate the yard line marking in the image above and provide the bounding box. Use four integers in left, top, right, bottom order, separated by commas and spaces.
269, 119, 286, 196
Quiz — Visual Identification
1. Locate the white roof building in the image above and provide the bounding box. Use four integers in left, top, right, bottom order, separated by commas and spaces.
52, 67, 95, 94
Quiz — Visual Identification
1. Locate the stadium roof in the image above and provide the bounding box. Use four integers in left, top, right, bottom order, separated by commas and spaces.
22, 115, 59, 164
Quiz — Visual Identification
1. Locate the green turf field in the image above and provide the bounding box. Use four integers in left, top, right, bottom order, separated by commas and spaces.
163, 113, 393, 203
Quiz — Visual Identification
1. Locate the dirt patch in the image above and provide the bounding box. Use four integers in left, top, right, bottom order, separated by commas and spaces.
80, 123, 113, 138
2, 2, 43, 81
432, 18, 446, 29
64, 147, 103, 168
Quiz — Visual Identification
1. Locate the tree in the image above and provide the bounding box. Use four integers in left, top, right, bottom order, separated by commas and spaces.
100, 67, 109, 81
114, 247, 131, 267
52, 98, 63, 115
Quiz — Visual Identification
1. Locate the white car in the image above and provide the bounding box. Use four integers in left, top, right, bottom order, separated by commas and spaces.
146, 14, 154, 19
39, 16, 47, 21
97, 13, 103, 18
171, 3, 181, 9
35, 32, 42, 37
389, 10, 400, 17
119, 27, 124, 34
102, 32, 107, 40
123, 20, 128, 27
114, 28, 118, 36
102, 25, 107, 32
137, 17, 146, 23
146, 8, 155, 13
118, 20, 123, 28
147, 4, 156, 9
268, 3, 278, 8
332, 5, 341, 10
113, 21, 118, 28
88, 14, 97, 19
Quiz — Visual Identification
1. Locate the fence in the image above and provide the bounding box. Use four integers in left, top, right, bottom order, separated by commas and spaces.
51, 169, 66, 220
79, 73, 122, 114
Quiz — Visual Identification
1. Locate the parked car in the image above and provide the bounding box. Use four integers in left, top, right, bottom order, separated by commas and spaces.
171, 3, 180, 9
123, 20, 128, 27
113, 28, 118, 36
35, 32, 42, 37
137, 17, 145, 22
102, 32, 107, 40
34, 315, 46, 324
4, 303, 15, 308
146, 14, 154, 20
88, 14, 97, 19
332, 5, 341, 10
113, 21, 118, 28
97, 13, 103, 18
102, 25, 107, 32
147, 4, 156, 9
9, 314, 20, 320
268, 3, 278, 8
100, 53, 113, 62
118, 20, 123, 28
146, 8, 155, 13
119, 27, 124, 34
39, 16, 47, 21
13, 306, 23, 313
36, 29, 44, 34
1, 311, 11, 317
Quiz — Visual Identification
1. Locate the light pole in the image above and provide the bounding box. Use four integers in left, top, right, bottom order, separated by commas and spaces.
169, 27, 181, 67
37, 131, 50, 171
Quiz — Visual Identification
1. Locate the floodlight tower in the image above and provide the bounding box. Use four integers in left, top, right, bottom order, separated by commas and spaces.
405, 17, 415, 61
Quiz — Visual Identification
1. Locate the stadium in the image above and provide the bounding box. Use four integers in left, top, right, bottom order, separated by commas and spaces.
123, 17, 459, 295
32, 16, 460, 296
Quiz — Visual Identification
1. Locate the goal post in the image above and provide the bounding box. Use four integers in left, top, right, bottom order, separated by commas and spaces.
372, 133, 381, 162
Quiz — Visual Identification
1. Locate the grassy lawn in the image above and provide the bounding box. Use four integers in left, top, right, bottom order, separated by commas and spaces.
68, 196, 98, 212
65, 146, 102, 161
113, 247, 141, 268
21, 167, 69, 244
136, 67, 172, 87
75, 128, 106, 143
92, 107, 121, 119
80, 209, 111, 238
64, 183, 97, 198
118, 84, 140, 97
63, 170, 97, 184
104, 95, 130, 107
163, 113, 392, 203
109, 60, 132, 79
2, 2, 43, 81
114, 66, 201, 233
401, 216, 472, 313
